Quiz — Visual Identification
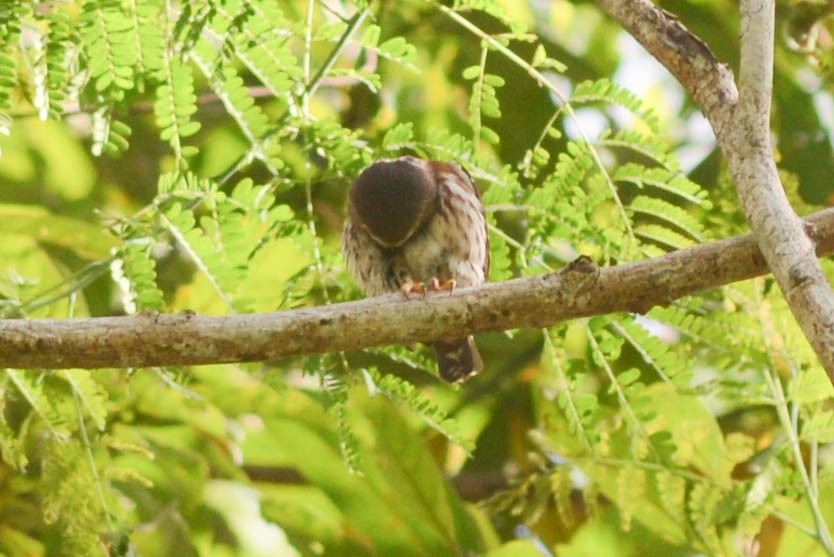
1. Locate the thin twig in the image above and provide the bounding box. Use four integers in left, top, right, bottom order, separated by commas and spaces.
306, 8, 370, 98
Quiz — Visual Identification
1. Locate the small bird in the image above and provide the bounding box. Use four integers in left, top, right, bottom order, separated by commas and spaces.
342, 156, 490, 382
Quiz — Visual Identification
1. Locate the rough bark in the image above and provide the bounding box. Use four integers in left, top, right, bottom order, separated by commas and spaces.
2, 207, 834, 369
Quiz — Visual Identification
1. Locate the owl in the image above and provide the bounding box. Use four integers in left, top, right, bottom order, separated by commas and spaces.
342, 156, 490, 382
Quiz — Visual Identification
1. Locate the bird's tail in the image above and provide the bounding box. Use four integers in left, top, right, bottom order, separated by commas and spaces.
434, 337, 482, 382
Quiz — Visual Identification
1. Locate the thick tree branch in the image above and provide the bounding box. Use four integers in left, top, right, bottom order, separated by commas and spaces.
592, 0, 738, 127
727, 1, 834, 376
596, 0, 834, 379
2, 208, 834, 369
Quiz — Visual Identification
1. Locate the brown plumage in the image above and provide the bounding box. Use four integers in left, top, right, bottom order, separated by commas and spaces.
342, 156, 489, 382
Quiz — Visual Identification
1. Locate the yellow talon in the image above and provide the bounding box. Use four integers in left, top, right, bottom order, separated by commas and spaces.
429, 277, 456, 294
401, 280, 426, 298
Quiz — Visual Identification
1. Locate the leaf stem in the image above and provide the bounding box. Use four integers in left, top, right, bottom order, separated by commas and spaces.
72, 386, 115, 534
586, 325, 659, 461
302, 0, 315, 115
764, 367, 834, 554
543, 331, 594, 452
469, 41, 488, 155
307, 8, 370, 98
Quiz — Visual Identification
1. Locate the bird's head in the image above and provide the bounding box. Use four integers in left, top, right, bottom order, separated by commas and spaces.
349, 157, 438, 248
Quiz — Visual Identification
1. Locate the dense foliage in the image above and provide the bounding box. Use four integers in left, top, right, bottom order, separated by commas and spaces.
2, 0, 834, 555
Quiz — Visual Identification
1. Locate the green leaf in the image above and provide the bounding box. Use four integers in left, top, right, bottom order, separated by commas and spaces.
379, 36, 418, 67
0, 525, 44, 555
572, 78, 660, 132
0, 204, 117, 259
480, 125, 500, 144
800, 411, 834, 443
371, 369, 474, 451
315, 20, 348, 41
361, 23, 381, 47
531, 44, 546, 67
6, 370, 70, 438
462, 65, 481, 80
383, 122, 414, 150
629, 195, 705, 241
788, 367, 834, 405
60, 370, 108, 431
633, 384, 734, 482
483, 74, 505, 87
617, 368, 641, 386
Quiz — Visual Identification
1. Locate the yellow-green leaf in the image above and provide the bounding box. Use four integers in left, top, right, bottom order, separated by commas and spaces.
0, 204, 117, 259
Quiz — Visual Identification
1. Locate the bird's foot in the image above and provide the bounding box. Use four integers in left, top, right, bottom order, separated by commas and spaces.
400, 280, 427, 299
429, 277, 456, 294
